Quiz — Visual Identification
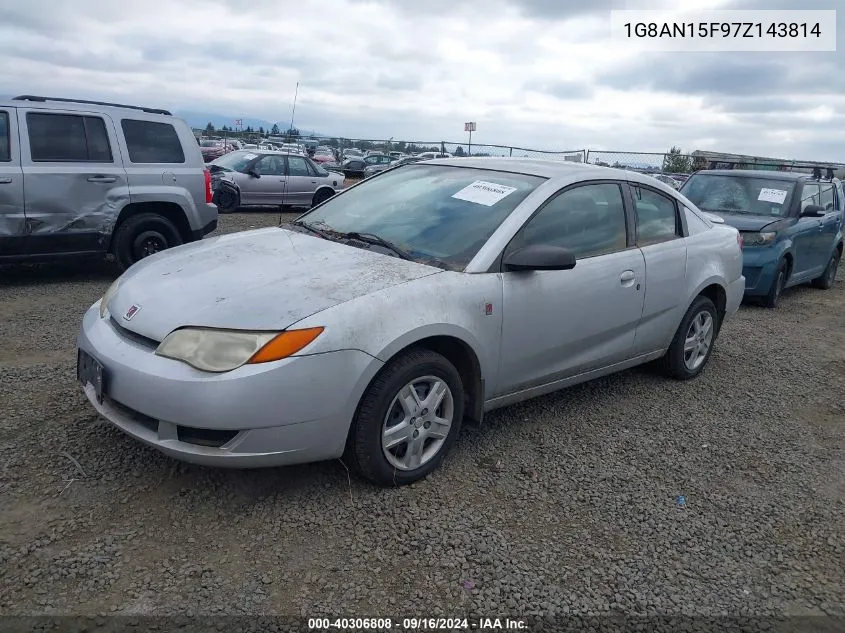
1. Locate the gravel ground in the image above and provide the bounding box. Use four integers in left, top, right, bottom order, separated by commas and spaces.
0, 211, 843, 620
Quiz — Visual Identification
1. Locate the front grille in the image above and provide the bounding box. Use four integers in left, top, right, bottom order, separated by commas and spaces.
109, 317, 159, 350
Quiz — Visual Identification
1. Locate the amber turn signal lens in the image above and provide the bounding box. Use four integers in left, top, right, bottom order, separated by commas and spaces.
247, 327, 324, 364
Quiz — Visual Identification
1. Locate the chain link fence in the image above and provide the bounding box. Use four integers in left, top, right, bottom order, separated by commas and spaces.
193, 129, 845, 178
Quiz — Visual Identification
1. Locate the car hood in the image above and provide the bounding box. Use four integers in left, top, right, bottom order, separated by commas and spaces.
704, 212, 782, 232
108, 227, 442, 342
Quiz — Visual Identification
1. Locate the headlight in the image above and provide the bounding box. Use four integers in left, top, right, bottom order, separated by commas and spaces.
742, 231, 777, 247
154, 327, 324, 373
99, 278, 121, 319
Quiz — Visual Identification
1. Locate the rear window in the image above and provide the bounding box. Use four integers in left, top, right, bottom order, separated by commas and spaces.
121, 119, 185, 163
0, 111, 9, 162
27, 113, 113, 162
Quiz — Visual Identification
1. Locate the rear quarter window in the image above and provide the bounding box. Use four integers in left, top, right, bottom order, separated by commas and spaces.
121, 119, 186, 163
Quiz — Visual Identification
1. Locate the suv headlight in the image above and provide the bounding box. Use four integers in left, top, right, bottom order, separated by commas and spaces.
155, 327, 324, 373
742, 231, 777, 247
99, 278, 121, 319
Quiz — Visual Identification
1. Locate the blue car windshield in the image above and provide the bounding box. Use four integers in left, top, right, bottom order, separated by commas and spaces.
681, 174, 796, 217
299, 164, 546, 269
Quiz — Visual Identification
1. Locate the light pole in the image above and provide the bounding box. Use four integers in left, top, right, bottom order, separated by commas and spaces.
464, 122, 476, 156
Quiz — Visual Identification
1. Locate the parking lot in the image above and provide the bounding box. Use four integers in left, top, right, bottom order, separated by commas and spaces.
1, 210, 843, 618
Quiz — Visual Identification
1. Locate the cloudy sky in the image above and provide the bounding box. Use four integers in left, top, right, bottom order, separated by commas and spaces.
1, 0, 842, 160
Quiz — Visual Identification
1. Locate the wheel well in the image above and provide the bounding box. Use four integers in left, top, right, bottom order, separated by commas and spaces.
313, 186, 335, 201
393, 336, 483, 424
109, 202, 191, 251
699, 283, 727, 331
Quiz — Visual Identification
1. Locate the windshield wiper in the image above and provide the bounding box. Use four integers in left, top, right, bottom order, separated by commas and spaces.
342, 232, 414, 261
288, 219, 337, 240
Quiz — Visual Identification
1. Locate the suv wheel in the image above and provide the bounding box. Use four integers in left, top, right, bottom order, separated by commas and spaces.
763, 259, 788, 308
812, 250, 840, 290
113, 213, 183, 271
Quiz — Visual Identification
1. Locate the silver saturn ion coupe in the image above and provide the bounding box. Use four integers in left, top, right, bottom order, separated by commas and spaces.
78, 158, 745, 486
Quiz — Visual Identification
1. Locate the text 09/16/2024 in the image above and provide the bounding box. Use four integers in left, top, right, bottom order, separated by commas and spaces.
610, 9, 836, 51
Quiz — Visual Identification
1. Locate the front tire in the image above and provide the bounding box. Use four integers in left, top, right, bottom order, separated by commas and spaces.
661, 295, 718, 381
112, 213, 183, 271
763, 259, 788, 308
812, 250, 840, 289
345, 349, 464, 486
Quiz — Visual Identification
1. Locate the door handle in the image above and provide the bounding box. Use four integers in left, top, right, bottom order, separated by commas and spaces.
0, 177, 11, 184
87, 176, 117, 183
620, 270, 636, 285
311, 180, 317, 184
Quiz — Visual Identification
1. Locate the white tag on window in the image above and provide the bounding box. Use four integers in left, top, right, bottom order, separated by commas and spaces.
758, 188, 787, 204
452, 180, 518, 206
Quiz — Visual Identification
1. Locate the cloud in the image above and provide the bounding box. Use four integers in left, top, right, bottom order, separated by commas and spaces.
0, 0, 843, 161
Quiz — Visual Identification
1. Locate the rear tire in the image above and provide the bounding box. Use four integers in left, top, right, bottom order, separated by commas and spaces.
312, 189, 334, 208
112, 213, 183, 271
812, 250, 840, 289
212, 186, 240, 213
660, 295, 718, 381
763, 259, 788, 308
344, 348, 464, 487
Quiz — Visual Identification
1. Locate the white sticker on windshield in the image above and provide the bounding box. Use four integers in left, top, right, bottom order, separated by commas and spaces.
242, 153, 258, 160
452, 180, 518, 206
758, 188, 788, 204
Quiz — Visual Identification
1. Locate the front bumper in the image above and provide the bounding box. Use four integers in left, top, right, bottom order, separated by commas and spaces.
77, 304, 381, 468
740, 247, 779, 296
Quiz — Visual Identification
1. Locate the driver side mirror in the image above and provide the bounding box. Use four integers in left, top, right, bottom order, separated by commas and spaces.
801, 204, 825, 218
503, 244, 577, 272
247, 169, 260, 178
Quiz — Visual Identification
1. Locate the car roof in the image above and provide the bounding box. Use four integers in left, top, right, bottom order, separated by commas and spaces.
1, 96, 175, 121
423, 156, 661, 182
692, 169, 820, 181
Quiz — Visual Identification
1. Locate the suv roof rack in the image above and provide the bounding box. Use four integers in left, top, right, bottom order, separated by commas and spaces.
11, 95, 172, 116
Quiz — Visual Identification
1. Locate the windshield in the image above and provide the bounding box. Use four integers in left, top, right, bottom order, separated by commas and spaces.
200, 140, 218, 147
210, 150, 257, 172
298, 164, 546, 269
681, 174, 796, 217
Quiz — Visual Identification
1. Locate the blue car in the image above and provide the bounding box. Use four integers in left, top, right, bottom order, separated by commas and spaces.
680, 170, 844, 308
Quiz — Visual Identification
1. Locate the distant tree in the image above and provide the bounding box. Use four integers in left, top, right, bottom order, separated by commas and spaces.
358, 140, 374, 151
259, 126, 265, 134
271, 123, 280, 135
612, 161, 625, 168
454, 146, 466, 157
325, 138, 339, 148
663, 146, 693, 173
395, 141, 406, 151
245, 125, 253, 133
205, 122, 215, 133
285, 127, 300, 137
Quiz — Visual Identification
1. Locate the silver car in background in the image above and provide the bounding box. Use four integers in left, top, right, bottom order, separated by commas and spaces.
208, 150, 344, 212
78, 158, 744, 487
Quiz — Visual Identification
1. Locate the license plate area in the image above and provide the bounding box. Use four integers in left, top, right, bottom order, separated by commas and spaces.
77, 349, 106, 403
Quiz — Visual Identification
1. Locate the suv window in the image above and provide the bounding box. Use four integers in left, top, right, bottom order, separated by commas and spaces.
121, 119, 185, 164
801, 183, 821, 211
517, 183, 628, 259
631, 184, 680, 245
819, 182, 837, 211
27, 113, 113, 162
0, 111, 9, 162
286, 156, 310, 176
